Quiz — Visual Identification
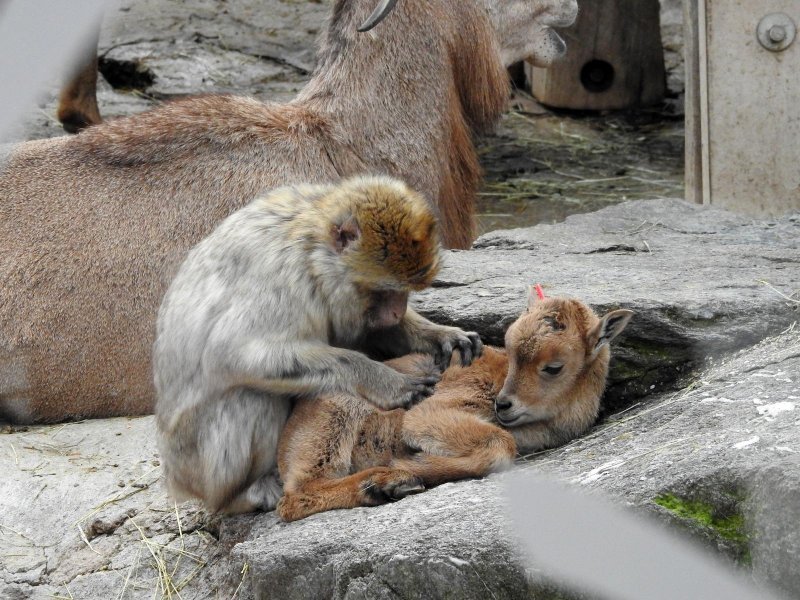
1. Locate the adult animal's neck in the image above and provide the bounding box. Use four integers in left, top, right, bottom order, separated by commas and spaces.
295, 0, 509, 249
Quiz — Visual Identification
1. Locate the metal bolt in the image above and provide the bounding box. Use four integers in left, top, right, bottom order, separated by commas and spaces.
757, 13, 796, 52
768, 25, 787, 44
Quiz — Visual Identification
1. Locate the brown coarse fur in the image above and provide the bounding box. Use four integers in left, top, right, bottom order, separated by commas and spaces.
277, 293, 633, 521
5, 0, 589, 424
306, 181, 441, 290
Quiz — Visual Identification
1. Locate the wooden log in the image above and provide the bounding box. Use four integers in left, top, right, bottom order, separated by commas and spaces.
528, 0, 666, 110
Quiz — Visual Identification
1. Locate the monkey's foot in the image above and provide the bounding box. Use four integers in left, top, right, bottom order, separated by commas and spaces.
224, 473, 283, 514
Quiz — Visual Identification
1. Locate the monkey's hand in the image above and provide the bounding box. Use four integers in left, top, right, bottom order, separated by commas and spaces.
398, 322, 482, 371
383, 354, 442, 378
368, 368, 440, 409
426, 326, 483, 371
368, 310, 484, 372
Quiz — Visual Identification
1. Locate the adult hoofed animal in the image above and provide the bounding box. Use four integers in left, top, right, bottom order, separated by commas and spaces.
0, 0, 578, 424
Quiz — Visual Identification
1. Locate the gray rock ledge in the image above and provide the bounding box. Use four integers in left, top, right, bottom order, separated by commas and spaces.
2, 199, 799, 599
416, 198, 799, 413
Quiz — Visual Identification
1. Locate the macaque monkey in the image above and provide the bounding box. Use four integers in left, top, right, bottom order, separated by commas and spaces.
154, 175, 482, 513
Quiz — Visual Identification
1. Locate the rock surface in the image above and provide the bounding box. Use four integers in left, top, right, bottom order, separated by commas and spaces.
2, 200, 799, 599
418, 199, 800, 413
0, 418, 224, 600
226, 327, 800, 599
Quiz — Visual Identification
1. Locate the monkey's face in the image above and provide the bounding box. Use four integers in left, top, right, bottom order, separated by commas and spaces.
365, 289, 409, 329
330, 177, 442, 293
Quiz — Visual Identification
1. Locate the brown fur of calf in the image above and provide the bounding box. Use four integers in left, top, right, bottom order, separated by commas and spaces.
277, 295, 632, 521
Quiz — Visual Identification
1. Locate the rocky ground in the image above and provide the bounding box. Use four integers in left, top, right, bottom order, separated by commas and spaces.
3, 201, 799, 599
6, 1, 800, 599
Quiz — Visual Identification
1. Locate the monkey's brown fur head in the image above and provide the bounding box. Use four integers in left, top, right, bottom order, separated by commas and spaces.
320, 176, 442, 292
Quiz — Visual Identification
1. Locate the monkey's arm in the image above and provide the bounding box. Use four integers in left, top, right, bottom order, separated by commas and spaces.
210, 339, 437, 409
365, 309, 483, 370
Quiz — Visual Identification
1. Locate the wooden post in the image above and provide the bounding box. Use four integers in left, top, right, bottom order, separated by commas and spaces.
684, 0, 800, 215
527, 0, 666, 110
683, 0, 703, 205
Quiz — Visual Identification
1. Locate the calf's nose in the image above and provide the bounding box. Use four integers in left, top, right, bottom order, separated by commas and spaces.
495, 395, 513, 412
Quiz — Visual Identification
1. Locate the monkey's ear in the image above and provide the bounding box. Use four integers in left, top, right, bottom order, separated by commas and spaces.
333, 216, 361, 253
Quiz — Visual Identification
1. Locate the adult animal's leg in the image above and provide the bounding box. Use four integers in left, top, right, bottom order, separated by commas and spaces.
57, 30, 101, 133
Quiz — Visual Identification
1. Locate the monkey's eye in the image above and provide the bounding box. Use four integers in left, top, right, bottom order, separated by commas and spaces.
542, 363, 564, 376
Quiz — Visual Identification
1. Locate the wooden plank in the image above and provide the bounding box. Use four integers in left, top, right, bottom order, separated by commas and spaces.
529, 0, 665, 110
698, 0, 711, 206
683, 0, 703, 204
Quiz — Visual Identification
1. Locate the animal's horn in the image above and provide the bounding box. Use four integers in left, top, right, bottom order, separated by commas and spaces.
357, 0, 399, 32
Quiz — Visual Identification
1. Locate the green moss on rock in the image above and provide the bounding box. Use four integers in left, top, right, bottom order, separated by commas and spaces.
654, 493, 751, 564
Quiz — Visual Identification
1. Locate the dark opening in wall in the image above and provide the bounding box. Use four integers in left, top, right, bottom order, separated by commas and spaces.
580, 59, 615, 93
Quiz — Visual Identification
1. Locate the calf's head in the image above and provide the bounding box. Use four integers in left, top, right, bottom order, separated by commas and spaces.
495, 288, 632, 431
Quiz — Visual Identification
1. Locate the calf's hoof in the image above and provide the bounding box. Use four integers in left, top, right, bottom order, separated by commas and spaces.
362, 469, 426, 503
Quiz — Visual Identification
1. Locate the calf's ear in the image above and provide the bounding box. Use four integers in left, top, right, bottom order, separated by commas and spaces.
526, 284, 546, 311
588, 309, 634, 359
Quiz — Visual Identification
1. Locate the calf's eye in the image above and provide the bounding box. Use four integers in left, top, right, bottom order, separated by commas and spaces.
542, 363, 563, 376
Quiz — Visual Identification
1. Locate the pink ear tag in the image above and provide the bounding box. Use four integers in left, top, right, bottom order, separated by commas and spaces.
534, 283, 546, 300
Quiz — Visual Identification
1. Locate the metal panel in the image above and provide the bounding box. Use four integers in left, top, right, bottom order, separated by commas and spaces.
686, 0, 800, 214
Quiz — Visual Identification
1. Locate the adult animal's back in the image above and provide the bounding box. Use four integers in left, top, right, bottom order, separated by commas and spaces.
0, 0, 578, 422
0, 100, 340, 422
